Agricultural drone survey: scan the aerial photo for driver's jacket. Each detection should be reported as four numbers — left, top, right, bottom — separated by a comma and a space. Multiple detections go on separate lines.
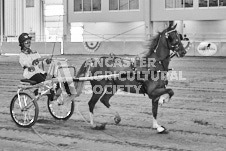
19, 52, 45, 79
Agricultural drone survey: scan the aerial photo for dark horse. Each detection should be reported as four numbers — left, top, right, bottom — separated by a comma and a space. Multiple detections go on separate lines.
75, 23, 187, 133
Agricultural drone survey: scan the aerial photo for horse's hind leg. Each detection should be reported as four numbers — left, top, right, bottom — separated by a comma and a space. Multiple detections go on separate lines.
99, 87, 121, 125
88, 91, 105, 128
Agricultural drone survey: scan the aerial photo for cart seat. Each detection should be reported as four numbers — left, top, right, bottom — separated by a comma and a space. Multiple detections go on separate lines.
20, 79, 38, 85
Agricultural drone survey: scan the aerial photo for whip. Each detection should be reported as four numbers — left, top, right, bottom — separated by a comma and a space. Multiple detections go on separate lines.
50, 42, 56, 60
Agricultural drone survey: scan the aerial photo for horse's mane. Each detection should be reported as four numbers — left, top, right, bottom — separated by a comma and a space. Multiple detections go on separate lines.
138, 32, 161, 58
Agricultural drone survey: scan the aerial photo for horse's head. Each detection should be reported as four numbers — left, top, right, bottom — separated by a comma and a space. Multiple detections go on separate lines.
142, 23, 187, 71
162, 23, 187, 58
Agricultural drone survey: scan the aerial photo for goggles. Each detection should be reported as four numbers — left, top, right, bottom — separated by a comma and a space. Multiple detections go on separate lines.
24, 40, 31, 44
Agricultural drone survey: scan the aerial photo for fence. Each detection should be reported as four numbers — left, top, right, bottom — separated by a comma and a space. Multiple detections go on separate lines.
1, 40, 226, 57
2, 33, 226, 42
0, 42, 61, 55
1, 33, 226, 56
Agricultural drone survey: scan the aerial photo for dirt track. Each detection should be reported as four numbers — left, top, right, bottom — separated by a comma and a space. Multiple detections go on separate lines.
0, 54, 226, 151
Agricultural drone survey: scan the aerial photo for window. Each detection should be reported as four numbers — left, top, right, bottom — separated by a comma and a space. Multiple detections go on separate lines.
93, 0, 101, 11
199, 0, 226, 7
83, 0, 91, 11
129, 0, 139, 9
166, 0, 175, 8
209, 0, 218, 7
185, 0, 193, 7
165, 0, 193, 8
109, 0, 139, 10
74, 0, 82, 11
26, 0, 34, 7
120, 0, 128, 10
110, 0, 118, 10
199, 0, 208, 7
74, 0, 101, 12
175, 0, 183, 8
220, 0, 226, 6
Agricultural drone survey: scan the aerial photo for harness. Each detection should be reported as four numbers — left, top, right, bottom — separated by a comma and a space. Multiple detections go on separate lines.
101, 29, 181, 95
152, 29, 181, 71
110, 29, 179, 73
128, 29, 180, 94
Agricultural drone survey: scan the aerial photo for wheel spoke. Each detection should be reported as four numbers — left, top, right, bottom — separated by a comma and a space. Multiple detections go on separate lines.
47, 95, 74, 120
10, 93, 38, 128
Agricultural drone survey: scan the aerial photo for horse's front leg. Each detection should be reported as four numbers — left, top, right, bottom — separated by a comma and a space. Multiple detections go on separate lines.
151, 97, 162, 130
151, 88, 174, 105
148, 88, 174, 133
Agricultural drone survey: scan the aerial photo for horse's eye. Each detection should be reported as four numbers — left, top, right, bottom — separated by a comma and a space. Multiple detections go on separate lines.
168, 35, 174, 41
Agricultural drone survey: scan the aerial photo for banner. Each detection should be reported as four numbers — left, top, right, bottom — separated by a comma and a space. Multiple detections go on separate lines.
197, 42, 217, 56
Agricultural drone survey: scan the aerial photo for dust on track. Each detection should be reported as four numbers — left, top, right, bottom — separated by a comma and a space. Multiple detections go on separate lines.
0, 55, 226, 151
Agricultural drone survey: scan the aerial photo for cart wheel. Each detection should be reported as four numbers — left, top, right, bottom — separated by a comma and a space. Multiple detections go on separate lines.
47, 94, 74, 120
10, 92, 39, 128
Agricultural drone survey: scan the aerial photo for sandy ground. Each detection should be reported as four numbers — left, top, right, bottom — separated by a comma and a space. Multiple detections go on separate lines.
0, 54, 226, 151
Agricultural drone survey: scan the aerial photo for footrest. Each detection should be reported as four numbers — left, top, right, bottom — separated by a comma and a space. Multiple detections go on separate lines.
20, 79, 38, 85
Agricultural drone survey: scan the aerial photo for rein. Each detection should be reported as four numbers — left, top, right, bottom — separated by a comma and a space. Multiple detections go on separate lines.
151, 30, 179, 71
111, 29, 180, 72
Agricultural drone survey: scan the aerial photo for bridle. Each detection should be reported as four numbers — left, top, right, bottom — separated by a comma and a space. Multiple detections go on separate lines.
165, 29, 181, 58
152, 29, 182, 71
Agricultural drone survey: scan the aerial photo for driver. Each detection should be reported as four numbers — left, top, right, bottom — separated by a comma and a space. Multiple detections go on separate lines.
18, 33, 52, 83
18, 33, 53, 96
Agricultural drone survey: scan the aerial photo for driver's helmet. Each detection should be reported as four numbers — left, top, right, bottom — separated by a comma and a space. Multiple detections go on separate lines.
18, 33, 32, 46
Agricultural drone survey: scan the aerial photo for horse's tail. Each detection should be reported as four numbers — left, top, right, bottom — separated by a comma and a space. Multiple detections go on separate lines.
74, 59, 92, 96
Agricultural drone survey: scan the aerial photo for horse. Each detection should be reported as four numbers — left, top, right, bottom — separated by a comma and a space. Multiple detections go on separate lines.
75, 23, 187, 133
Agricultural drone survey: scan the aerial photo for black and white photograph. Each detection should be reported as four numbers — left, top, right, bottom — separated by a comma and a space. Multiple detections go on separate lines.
0, 0, 226, 151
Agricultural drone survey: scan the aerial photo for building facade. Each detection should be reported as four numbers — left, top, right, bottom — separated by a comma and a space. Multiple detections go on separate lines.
1, 0, 226, 42
0, 0, 63, 54
151, 0, 226, 41
0, 0, 64, 42
65, 0, 150, 42
1, 0, 226, 56
66, 0, 226, 42
0, 0, 44, 42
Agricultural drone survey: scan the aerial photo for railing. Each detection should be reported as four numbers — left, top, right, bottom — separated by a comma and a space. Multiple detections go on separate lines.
2, 33, 226, 42
185, 33, 226, 42
0, 35, 63, 42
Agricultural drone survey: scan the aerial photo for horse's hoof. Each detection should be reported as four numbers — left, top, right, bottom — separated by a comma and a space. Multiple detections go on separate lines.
114, 116, 121, 125
157, 126, 168, 134
91, 123, 106, 130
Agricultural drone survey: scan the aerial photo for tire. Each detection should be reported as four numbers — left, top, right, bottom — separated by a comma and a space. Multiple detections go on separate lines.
47, 94, 74, 120
10, 92, 39, 128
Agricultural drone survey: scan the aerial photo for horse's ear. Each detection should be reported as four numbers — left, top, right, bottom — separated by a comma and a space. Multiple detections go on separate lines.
172, 23, 177, 30
169, 21, 174, 28
169, 22, 177, 30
